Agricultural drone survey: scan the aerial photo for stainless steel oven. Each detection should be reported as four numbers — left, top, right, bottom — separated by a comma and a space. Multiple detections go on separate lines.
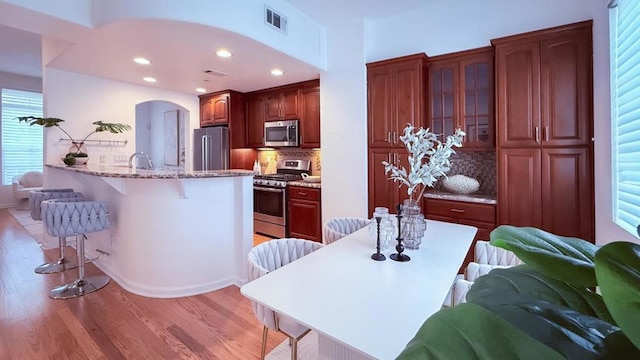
253, 159, 310, 238
254, 185, 287, 238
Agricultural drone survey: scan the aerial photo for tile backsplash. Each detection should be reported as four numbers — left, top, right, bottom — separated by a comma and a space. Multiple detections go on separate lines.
433, 150, 497, 196
257, 148, 321, 175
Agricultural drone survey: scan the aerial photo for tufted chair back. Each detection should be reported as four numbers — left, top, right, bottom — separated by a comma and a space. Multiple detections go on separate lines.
248, 238, 323, 333
41, 200, 111, 237
29, 189, 79, 221
474, 240, 522, 266
323, 217, 370, 245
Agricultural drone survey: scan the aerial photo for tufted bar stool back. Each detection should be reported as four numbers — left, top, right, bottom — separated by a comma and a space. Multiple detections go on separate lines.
248, 238, 324, 360
29, 188, 76, 221
29, 189, 83, 274
41, 199, 111, 299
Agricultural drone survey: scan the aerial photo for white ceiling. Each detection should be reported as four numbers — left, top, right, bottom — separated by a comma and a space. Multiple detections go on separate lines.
0, 0, 432, 95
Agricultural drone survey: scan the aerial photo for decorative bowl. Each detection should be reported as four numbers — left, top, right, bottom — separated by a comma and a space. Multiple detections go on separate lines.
443, 174, 480, 195
74, 156, 89, 165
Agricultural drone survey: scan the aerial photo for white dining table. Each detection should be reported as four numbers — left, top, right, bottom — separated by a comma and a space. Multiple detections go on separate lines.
241, 219, 477, 360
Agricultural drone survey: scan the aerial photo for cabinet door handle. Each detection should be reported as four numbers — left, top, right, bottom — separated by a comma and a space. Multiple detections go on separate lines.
450, 209, 465, 213
535, 126, 540, 143
387, 132, 391, 143
388, 153, 392, 163
298, 192, 307, 196
393, 131, 398, 144
544, 126, 549, 142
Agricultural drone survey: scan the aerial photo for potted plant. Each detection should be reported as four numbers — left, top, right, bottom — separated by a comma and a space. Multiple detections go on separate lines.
382, 124, 465, 249
396, 225, 640, 359
17, 116, 131, 165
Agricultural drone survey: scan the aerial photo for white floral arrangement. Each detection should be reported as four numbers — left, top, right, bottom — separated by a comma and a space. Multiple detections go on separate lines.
382, 124, 466, 202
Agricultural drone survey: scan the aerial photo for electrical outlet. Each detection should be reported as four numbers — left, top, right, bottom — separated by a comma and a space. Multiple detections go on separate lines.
100, 154, 107, 164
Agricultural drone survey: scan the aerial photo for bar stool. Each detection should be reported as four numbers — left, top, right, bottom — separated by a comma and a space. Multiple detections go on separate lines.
41, 199, 111, 299
29, 189, 84, 274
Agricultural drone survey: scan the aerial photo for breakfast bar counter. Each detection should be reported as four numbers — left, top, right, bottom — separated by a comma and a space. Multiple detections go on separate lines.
44, 164, 255, 298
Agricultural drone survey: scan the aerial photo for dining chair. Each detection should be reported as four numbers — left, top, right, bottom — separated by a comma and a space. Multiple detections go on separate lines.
247, 238, 324, 360
474, 240, 522, 266
323, 217, 370, 245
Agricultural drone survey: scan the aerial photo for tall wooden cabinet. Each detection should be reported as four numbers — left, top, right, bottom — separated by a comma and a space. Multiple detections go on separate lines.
367, 54, 428, 215
493, 21, 594, 242
427, 47, 494, 148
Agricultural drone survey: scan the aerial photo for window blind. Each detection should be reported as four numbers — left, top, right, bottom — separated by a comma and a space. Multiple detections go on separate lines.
611, 0, 640, 236
1, 89, 43, 185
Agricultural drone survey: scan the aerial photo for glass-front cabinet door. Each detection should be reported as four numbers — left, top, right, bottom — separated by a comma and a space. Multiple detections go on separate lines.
427, 47, 494, 149
461, 54, 493, 148
429, 65, 456, 143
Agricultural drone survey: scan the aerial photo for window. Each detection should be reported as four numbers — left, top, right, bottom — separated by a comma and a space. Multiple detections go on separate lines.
1, 89, 43, 185
611, 0, 640, 237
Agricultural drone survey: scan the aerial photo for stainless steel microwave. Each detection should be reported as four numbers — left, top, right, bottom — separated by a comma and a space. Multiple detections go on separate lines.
264, 120, 300, 147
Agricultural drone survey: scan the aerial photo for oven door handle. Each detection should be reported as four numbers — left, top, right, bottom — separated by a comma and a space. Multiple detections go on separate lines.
254, 186, 285, 193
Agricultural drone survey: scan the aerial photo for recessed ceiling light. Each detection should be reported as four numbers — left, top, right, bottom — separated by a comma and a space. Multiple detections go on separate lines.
196, 88, 207, 93
216, 49, 232, 58
271, 69, 284, 76
143, 77, 157, 83
133, 57, 151, 65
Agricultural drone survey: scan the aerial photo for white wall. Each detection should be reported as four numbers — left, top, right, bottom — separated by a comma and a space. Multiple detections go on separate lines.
0, 70, 42, 208
43, 68, 199, 174
135, 101, 188, 169
320, 17, 369, 223
319, 0, 639, 244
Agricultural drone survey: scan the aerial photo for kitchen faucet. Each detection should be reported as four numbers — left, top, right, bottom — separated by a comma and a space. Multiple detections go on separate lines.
128, 152, 154, 169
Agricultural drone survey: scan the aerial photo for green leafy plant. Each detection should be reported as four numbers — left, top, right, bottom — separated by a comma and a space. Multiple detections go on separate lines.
397, 225, 640, 359
17, 116, 131, 154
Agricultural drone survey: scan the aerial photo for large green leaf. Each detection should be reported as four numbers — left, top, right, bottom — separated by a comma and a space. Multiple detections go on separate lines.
468, 265, 614, 323
490, 225, 598, 286
595, 241, 640, 350
396, 303, 564, 360
468, 291, 638, 358
16, 116, 65, 127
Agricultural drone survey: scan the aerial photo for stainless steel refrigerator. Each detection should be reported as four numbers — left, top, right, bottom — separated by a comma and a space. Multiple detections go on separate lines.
193, 126, 229, 170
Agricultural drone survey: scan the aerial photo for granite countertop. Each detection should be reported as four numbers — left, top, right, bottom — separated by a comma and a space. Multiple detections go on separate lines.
46, 164, 256, 179
424, 190, 496, 205
289, 180, 321, 189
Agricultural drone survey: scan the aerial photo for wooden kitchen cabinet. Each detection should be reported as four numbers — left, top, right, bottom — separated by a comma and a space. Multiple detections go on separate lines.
246, 93, 266, 148
493, 21, 594, 243
300, 84, 320, 148
424, 198, 497, 272
367, 148, 412, 215
288, 186, 322, 242
428, 47, 494, 149
266, 88, 300, 121
199, 90, 246, 149
367, 53, 427, 214
498, 147, 594, 241
494, 23, 592, 148
367, 53, 427, 148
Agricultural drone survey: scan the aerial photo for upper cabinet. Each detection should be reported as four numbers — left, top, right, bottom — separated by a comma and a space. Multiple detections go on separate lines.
494, 23, 592, 148
427, 47, 494, 149
246, 93, 266, 148
367, 53, 428, 149
300, 84, 321, 148
199, 90, 246, 149
266, 88, 300, 121
246, 79, 320, 149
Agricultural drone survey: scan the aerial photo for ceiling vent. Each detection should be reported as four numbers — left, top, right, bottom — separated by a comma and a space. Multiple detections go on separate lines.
265, 5, 288, 34
203, 69, 226, 77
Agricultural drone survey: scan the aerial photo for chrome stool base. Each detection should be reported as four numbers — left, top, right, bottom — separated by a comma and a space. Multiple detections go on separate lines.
49, 275, 110, 300
35, 257, 78, 274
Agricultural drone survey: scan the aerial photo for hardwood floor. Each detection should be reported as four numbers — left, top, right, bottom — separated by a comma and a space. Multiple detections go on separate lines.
0, 208, 285, 359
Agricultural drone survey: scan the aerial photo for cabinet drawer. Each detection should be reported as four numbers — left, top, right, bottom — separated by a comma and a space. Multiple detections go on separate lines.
425, 198, 496, 223
289, 187, 320, 201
